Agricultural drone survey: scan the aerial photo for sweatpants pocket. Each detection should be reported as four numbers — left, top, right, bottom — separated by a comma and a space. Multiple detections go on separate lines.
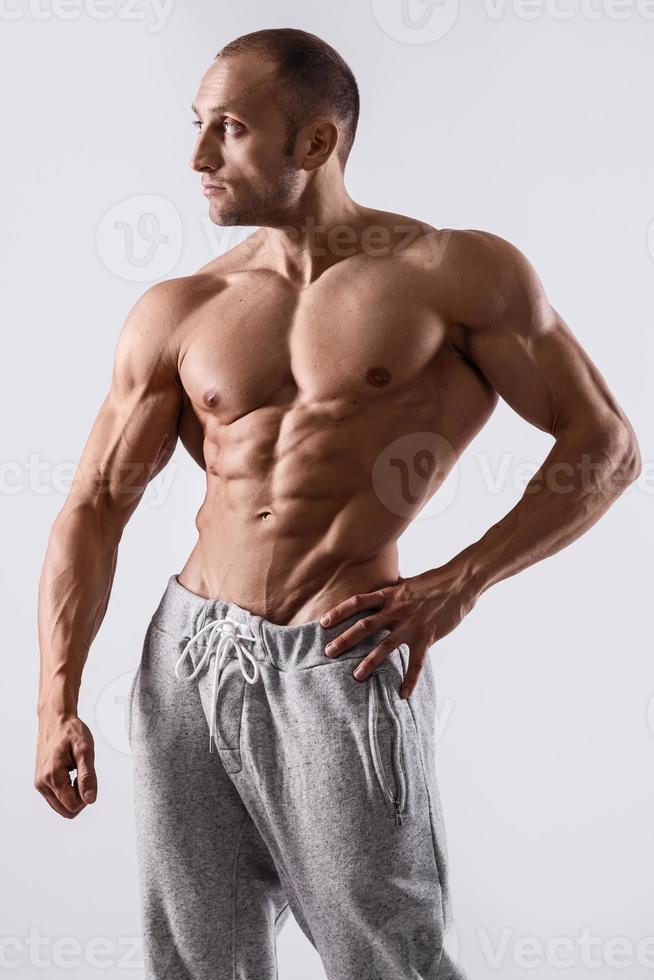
367, 669, 407, 827
214, 662, 246, 773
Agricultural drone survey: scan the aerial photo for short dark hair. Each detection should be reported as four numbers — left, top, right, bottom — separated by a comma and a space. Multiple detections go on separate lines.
216, 28, 360, 170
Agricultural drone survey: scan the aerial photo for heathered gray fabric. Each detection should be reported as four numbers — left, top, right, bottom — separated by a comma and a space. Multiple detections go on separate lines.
128, 573, 468, 980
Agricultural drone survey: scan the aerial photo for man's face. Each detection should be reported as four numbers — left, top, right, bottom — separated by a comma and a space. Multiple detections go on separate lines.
190, 53, 304, 227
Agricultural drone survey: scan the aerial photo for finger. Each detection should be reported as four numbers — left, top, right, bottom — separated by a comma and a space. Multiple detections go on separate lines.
51, 771, 87, 814
399, 648, 428, 699
73, 741, 97, 804
320, 590, 385, 628
40, 784, 80, 819
73, 773, 96, 807
324, 611, 386, 658
351, 633, 405, 682
35, 772, 84, 818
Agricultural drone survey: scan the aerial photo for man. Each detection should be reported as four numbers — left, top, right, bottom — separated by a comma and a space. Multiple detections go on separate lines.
35, 27, 641, 980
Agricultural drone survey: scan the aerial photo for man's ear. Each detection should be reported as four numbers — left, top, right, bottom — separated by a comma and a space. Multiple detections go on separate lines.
298, 119, 340, 171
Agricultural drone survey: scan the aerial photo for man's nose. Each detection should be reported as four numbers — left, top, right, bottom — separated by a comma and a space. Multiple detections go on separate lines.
190, 132, 223, 173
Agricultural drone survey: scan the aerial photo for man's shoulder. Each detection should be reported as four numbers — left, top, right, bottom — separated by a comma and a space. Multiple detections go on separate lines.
135, 270, 227, 318
114, 273, 222, 378
398, 225, 520, 284
414, 226, 531, 275
125, 230, 271, 339
412, 226, 549, 330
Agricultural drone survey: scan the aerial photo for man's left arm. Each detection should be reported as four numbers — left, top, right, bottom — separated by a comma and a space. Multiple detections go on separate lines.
441, 232, 641, 600
321, 231, 642, 696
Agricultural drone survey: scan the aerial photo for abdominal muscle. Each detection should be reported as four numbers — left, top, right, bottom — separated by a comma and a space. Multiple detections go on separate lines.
176, 398, 438, 626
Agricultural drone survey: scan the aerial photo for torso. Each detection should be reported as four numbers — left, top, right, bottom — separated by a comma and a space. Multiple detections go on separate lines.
173, 214, 499, 624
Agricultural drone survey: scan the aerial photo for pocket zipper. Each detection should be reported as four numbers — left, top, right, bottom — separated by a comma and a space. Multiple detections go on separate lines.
368, 671, 407, 827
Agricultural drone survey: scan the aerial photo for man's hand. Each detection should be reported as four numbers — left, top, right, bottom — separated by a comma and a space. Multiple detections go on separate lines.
320, 565, 477, 698
35, 713, 98, 818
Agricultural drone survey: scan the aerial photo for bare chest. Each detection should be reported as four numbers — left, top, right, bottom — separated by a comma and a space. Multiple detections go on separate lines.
178, 270, 446, 424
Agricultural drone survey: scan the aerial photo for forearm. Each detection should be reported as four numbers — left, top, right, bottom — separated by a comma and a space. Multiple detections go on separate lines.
37, 500, 122, 717
440, 422, 641, 605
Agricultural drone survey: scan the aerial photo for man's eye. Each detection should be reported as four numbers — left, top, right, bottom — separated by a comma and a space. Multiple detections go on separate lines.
191, 119, 241, 135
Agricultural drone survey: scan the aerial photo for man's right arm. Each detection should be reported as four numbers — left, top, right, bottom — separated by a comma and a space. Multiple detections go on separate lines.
35, 280, 185, 818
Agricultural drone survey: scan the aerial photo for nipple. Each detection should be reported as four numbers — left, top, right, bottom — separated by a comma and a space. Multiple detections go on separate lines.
365, 366, 391, 387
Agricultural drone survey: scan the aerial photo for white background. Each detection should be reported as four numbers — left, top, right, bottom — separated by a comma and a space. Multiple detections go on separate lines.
2, 1, 652, 977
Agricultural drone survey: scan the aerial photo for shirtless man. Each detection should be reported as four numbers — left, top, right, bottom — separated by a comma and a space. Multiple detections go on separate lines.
35, 27, 641, 980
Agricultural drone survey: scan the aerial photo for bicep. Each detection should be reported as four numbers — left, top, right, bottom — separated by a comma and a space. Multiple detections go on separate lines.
463, 307, 614, 437
70, 284, 183, 526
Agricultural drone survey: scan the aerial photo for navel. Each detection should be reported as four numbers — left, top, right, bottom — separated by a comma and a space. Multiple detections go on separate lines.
365, 366, 392, 387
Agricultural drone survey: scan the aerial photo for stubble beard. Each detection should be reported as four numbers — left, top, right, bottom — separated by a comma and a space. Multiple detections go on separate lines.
208, 161, 302, 228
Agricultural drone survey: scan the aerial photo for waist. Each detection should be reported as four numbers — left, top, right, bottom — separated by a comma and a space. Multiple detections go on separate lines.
151, 572, 398, 671
177, 541, 399, 626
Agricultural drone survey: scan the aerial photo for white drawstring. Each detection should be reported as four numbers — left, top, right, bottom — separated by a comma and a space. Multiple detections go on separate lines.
173, 616, 259, 754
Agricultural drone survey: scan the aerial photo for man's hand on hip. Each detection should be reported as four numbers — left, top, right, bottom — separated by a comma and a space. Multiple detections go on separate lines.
319, 565, 478, 698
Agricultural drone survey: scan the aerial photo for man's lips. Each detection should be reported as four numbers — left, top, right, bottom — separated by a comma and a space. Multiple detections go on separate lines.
202, 183, 227, 195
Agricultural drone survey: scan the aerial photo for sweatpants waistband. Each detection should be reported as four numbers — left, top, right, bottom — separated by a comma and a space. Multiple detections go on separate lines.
151, 573, 394, 671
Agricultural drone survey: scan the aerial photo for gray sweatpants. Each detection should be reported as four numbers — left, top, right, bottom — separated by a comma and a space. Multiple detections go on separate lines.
128, 573, 468, 980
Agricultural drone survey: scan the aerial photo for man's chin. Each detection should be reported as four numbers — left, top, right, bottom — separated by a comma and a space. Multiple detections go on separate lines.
207, 206, 244, 226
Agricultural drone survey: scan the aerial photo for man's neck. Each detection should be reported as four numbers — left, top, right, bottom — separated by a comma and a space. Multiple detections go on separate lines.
258, 192, 369, 286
